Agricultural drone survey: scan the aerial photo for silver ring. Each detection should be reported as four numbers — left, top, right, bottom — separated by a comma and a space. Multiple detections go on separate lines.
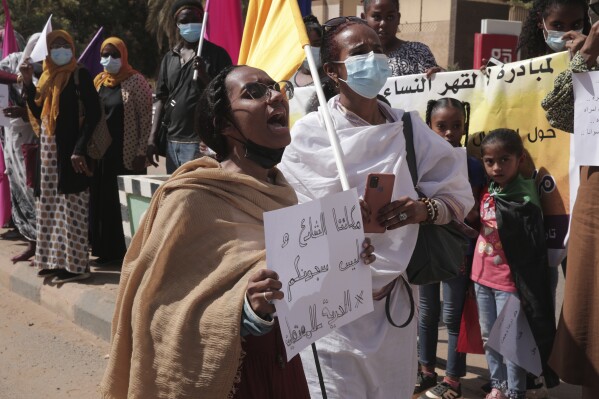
263, 291, 270, 302
398, 212, 408, 222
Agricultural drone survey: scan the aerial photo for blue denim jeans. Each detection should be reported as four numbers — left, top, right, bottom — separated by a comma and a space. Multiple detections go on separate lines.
475, 283, 527, 395
166, 141, 200, 174
418, 274, 468, 378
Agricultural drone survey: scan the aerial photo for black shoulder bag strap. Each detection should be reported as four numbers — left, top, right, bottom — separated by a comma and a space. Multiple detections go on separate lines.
384, 111, 416, 329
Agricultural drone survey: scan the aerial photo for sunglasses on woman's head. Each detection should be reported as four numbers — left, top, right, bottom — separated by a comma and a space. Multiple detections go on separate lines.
239, 80, 294, 102
323, 16, 367, 32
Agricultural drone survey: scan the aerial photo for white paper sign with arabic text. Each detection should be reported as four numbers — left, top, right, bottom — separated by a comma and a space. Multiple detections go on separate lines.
573, 70, 599, 166
487, 295, 542, 376
264, 189, 373, 360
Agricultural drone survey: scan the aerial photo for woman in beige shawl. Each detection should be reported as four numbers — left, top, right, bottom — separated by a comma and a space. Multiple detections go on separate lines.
101, 65, 375, 398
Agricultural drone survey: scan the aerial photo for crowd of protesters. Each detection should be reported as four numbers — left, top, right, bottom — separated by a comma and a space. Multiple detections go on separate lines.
0, 0, 598, 398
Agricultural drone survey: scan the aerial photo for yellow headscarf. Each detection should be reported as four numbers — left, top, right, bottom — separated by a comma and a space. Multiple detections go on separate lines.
34, 30, 78, 136
93, 37, 138, 90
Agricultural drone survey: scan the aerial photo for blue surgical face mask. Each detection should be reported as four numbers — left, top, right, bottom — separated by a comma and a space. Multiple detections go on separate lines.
178, 23, 202, 43
334, 51, 390, 99
50, 48, 73, 67
543, 21, 582, 52
101, 56, 122, 74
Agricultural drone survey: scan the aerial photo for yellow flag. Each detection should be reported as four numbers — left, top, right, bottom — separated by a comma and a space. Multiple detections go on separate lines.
238, 0, 310, 82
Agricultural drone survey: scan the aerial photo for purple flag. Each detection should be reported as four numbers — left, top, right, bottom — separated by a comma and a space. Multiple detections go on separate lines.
78, 27, 105, 77
297, 0, 311, 17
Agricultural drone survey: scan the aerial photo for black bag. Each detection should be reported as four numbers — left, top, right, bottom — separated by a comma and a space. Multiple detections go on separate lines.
401, 111, 469, 286
155, 99, 174, 157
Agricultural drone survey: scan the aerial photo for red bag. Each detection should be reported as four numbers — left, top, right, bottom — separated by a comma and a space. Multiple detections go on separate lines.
21, 143, 38, 189
456, 287, 485, 354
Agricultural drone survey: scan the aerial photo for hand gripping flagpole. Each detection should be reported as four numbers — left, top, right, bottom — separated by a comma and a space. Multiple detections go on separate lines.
303, 44, 350, 191
192, 10, 209, 82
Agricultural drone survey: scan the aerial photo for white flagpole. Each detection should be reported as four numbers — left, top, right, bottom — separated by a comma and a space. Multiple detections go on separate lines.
193, 11, 210, 81
303, 44, 350, 191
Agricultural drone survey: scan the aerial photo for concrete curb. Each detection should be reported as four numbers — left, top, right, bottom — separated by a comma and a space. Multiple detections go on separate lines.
0, 236, 117, 342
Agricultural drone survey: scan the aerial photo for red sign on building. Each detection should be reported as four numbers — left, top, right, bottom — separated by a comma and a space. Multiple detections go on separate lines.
473, 33, 520, 69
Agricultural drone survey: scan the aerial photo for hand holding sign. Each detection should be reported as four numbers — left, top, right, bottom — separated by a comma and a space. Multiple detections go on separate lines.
264, 189, 375, 360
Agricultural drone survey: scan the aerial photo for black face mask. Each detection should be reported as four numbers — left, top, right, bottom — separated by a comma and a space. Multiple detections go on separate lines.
243, 139, 285, 169
226, 118, 286, 169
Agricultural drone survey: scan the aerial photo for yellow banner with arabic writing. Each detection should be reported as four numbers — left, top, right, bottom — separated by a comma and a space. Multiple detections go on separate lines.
289, 52, 570, 261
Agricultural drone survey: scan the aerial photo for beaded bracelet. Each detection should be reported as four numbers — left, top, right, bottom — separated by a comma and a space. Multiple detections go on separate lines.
418, 197, 439, 224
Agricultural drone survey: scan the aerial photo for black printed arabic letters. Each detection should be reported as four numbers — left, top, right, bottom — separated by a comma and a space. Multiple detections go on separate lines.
541, 128, 556, 141
416, 77, 425, 93
517, 65, 526, 76
438, 73, 477, 95
540, 58, 553, 74
529, 60, 540, 75
528, 127, 538, 143
497, 67, 505, 80
505, 69, 515, 83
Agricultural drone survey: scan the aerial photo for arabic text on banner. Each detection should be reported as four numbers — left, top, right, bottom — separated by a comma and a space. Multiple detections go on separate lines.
264, 189, 374, 360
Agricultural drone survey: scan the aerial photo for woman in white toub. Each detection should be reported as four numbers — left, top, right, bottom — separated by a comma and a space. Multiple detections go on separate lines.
279, 17, 474, 399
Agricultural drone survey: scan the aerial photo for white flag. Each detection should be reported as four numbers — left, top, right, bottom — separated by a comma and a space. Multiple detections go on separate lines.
29, 15, 53, 63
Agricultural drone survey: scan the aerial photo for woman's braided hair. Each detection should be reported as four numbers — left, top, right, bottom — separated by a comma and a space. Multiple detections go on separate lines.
517, 0, 589, 59
195, 65, 241, 160
425, 98, 471, 146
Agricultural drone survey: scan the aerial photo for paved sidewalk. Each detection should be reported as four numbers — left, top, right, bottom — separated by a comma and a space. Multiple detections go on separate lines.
0, 230, 581, 398
0, 234, 118, 342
